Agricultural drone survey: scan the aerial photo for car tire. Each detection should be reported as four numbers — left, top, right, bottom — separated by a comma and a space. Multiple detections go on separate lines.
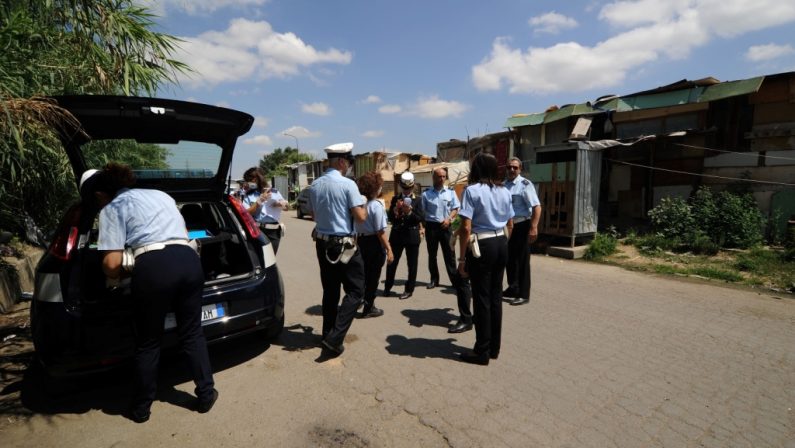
263, 313, 284, 341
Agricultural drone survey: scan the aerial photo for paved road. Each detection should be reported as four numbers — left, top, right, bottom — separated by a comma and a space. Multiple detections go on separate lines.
2, 215, 794, 447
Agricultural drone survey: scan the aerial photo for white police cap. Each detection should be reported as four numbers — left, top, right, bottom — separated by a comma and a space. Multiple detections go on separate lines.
399, 171, 415, 188
79, 169, 100, 193
324, 142, 354, 158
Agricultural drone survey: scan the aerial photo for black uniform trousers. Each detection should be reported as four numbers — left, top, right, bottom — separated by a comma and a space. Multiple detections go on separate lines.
357, 234, 386, 310
384, 228, 420, 294
505, 219, 532, 300
130, 245, 214, 414
261, 226, 282, 254
466, 235, 508, 357
424, 221, 457, 285
425, 221, 472, 320
315, 239, 365, 347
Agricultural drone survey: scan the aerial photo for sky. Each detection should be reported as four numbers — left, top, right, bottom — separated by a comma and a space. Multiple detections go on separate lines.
142, 0, 795, 179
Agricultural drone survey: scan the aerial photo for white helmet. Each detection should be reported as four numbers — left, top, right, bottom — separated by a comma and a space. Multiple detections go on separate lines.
399, 172, 415, 188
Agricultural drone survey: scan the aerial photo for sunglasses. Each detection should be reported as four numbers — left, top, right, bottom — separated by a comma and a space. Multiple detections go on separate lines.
508, 166, 521, 170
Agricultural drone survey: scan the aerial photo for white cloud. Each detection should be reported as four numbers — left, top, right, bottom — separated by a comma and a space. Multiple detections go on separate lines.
280, 126, 321, 139
174, 18, 352, 87
216, 101, 232, 108
473, 0, 795, 94
253, 116, 269, 128
746, 43, 795, 61
302, 102, 331, 116
137, 0, 269, 16
243, 135, 273, 147
361, 130, 384, 138
529, 12, 578, 34
379, 104, 402, 114
361, 95, 382, 104
408, 96, 469, 119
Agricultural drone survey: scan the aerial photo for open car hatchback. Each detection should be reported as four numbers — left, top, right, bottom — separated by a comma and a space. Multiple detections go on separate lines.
31, 96, 285, 377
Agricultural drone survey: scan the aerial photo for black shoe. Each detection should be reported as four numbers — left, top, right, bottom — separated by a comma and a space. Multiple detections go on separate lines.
426, 280, 438, 289
398, 291, 413, 300
359, 306, 384, 318
127, 407, 151, 423
382, 289, 393, 297
511, 298, 530, 306
321, 339, 345, 356
502, 288, 519, 298
197, 388, 219, 414
459, 351, 489, 365
490, 352, 499, 360
448, 320, 473, 333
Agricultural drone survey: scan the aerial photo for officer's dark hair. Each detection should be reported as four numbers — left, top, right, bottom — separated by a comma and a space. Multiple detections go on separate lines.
357, 171, 383, 200
81, 162, 136, 201
468, 152, 501, 188
243, 167, 268, 189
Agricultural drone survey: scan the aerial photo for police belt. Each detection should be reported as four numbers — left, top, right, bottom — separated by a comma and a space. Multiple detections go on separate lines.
315, 233, 354, 242
512, 215, 530, 224
357, 232, 378, 237
132, 239, 191, 258
473, 229, 505, 240
260, 222, 281, 230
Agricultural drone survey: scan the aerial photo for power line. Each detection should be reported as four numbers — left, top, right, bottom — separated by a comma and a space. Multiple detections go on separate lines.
675, 143, 795, 162
604, 158, 795, 186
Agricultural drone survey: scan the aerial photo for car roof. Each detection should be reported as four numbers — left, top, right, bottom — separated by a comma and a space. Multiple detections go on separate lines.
53, 95, 254, 201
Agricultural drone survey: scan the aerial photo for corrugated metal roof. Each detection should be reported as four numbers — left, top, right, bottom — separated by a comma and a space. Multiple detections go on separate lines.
698, 76, 764, 103
505, 75, 767, 128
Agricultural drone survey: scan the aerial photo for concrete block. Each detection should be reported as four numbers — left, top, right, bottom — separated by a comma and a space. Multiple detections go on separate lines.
547, 245, 588, 260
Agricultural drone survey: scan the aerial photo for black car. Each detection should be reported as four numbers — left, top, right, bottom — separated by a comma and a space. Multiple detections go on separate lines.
31, 95, 284, 377
296, 186, 312, 219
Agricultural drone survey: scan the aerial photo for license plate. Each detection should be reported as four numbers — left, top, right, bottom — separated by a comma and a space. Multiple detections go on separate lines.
164, 303, 226, 330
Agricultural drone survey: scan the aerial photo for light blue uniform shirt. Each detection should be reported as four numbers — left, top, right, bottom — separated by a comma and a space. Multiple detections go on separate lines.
242, 188, 286, 223
504, 175, 540, 218
97, 188, 187, 250
421, 187, 460, 223
309, 169, 365, 236
458, 183, 514, 234
355, 199, 387, 235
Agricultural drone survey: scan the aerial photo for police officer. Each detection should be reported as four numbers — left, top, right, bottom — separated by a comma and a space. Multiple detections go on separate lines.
503, 157, 542, 306
81, 163, 217, 422
421, 167, 473, 333
384, 172, 424, 300
355, 171, 393, 318
308, 143, 367, 358
242, 167, 289, 254
457, 153, 514, 365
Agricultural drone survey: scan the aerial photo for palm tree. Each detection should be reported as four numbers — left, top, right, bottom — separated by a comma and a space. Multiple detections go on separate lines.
0, 0, 188, 237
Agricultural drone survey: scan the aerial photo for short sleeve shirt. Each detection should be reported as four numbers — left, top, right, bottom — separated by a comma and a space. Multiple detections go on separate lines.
458, 183, 514, 234
97, 188, 188, 250
309, 169, 366, 236
243, 188, 286, 223
355, 199, 387, 235
504, 175, 540, 218
421, 187, 460, 223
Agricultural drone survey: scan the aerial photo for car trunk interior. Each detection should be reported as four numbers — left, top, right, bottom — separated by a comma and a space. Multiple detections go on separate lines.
73, 201, 256, 304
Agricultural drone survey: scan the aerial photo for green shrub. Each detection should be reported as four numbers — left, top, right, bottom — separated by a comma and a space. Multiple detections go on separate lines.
715, 192, 764, 248
686, 231, 719, 255
648, 197, 694, 239
633, 233, 676, 256
584, 229, 618, 260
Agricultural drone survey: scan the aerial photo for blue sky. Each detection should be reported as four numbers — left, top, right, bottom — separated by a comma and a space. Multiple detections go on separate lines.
143, 0, 795, 178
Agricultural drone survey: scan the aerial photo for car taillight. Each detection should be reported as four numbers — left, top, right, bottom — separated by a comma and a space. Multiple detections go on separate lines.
228, 195, 261, 239
49, 204, 81, 261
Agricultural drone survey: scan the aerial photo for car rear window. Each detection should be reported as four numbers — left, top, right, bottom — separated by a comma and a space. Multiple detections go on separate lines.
82, 139, 221, 179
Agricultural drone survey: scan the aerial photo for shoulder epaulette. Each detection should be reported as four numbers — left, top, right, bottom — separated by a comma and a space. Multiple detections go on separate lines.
522, 179, 530, 186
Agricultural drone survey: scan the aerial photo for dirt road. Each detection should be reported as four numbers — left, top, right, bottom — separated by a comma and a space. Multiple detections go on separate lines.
1, 215, 793, 447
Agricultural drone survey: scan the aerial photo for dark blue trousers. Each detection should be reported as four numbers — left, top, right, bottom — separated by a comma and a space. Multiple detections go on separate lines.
130, 245, 214, 413
357, 235, 386, 309
315, 240, 365, 346
467, 235, 508, 357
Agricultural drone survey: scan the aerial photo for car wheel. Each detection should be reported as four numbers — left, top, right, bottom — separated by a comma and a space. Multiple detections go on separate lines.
263, 313, 284, 341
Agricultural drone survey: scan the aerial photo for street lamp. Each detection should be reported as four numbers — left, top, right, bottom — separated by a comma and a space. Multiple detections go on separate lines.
283, 132, 299, 150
